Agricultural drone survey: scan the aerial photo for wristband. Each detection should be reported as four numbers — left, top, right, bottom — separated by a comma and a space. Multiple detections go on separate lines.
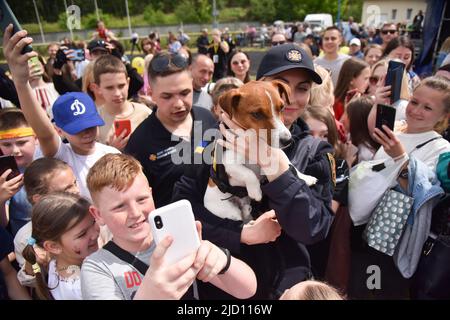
393, 153, 408, 162
218, 247, 231, 275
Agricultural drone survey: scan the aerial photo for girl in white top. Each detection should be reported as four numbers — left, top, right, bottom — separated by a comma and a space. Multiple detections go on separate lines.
22, 193, 99, 300
349, 76, 450, 225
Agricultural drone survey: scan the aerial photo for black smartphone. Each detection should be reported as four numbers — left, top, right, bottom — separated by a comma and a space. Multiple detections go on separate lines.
385, 60, 405, 104
0, 155, 20, 181
0, 0, 33, 54
376, 104, 396, 134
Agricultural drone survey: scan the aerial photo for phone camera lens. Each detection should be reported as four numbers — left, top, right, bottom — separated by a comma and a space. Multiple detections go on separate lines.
154, 216, 163, 229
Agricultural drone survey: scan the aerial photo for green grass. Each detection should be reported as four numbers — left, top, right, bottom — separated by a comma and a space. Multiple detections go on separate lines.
23, 22, 61, 34
220, 7, 248, 22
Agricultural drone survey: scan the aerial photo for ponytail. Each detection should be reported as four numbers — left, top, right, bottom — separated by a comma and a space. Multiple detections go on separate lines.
22, 240, 53, 300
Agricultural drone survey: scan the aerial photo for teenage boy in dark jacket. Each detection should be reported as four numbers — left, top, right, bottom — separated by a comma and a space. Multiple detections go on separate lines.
173, 44, 335, 299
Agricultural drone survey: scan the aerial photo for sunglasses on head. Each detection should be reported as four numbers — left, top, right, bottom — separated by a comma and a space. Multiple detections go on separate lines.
90, 40, 106, 48
272, 41, 286, 46
369, 76, 380, 85
381, 30, 397, 35
150, 53, 188, 73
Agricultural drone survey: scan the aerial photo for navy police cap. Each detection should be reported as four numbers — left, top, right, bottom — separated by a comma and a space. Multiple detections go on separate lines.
256, 43, 322, 84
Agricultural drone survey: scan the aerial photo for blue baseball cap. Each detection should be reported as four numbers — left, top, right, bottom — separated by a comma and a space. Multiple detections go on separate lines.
52, 92, 105, 135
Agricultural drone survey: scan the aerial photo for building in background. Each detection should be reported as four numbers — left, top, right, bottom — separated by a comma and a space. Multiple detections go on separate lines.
362, 0, 427, 27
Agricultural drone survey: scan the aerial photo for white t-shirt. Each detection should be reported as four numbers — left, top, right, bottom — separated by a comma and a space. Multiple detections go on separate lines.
357, 143, 376, 163
76, 60, 90, 79
315, 54, 350, 88
48, 259, 82, 300
54, 139, 120, 200
349, 130, 450, 225
374, 131, 450, 170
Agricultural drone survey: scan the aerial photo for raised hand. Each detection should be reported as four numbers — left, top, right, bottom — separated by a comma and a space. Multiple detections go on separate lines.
2, 25, 37, 83
372, 125, 406, 160
0, 170, 23, 204
135, 235, 199, 300
107, 129, 130, 151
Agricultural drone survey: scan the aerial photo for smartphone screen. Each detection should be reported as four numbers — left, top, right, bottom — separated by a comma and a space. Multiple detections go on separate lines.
28, 56, 43, 76
385, 60, 405, 104
114, 119, 131, 138
64, 49, 85, 61
0, 155, 20, 181
0, 1, 33, 54
375, 104, 396, 134
74, 49, 85, 61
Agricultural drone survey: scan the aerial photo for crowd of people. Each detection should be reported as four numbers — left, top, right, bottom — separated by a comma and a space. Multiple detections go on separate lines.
0, 13, 449, 301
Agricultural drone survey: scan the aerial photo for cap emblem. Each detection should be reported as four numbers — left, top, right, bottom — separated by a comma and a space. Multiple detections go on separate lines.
286, 49, 302, 62
71, 99, 86, 116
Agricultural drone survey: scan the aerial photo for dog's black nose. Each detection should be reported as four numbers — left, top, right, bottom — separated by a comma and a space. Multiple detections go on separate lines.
280, 137, 293, 149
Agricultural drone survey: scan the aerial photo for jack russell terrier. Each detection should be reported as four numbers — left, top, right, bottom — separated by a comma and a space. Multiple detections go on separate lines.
204, 80, 318, 223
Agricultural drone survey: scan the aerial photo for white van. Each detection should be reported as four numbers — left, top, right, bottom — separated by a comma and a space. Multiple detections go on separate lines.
304, 14, 333, 31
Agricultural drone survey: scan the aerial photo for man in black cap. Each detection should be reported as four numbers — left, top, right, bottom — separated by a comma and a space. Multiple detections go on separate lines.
87, 39, 110, 59
172, 43, 335, 299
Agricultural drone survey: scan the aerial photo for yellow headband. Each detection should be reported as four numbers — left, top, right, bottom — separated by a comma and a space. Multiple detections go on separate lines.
0, 127, 35, 140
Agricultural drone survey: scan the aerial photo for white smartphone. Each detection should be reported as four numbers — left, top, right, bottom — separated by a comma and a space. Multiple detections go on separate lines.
149, 200, 201, 265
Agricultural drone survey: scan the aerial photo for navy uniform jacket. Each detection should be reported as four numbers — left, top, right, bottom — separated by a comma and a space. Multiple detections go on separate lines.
125, 106, 217, 208
172, 118, 335, 299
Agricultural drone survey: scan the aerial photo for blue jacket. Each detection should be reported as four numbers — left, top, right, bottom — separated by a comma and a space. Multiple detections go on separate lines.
394, 156, 444, 278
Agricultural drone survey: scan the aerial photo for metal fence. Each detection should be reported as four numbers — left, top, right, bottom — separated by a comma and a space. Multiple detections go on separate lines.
26, 22, 262, 44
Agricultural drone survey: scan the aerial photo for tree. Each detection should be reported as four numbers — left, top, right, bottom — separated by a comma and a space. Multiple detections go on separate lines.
143, 5, 167, 26
248, 0, 276, 22
174, 0, 211, 24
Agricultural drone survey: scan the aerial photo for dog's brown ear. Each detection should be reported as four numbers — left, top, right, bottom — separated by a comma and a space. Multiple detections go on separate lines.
270, 80, 291, 106
218, 89, 241, 118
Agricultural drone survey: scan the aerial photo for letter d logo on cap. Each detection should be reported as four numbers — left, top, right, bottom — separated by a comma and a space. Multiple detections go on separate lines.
71, 99, 86, 116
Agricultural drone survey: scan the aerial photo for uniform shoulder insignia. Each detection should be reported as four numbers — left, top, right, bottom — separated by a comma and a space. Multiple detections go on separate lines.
326, 153, 336, 187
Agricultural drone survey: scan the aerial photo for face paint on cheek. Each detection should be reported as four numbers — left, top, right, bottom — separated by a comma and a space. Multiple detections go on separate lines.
73, 244, 83, 255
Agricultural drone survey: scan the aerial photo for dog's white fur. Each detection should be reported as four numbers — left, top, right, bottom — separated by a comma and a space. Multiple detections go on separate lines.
204, 86, 318, 222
